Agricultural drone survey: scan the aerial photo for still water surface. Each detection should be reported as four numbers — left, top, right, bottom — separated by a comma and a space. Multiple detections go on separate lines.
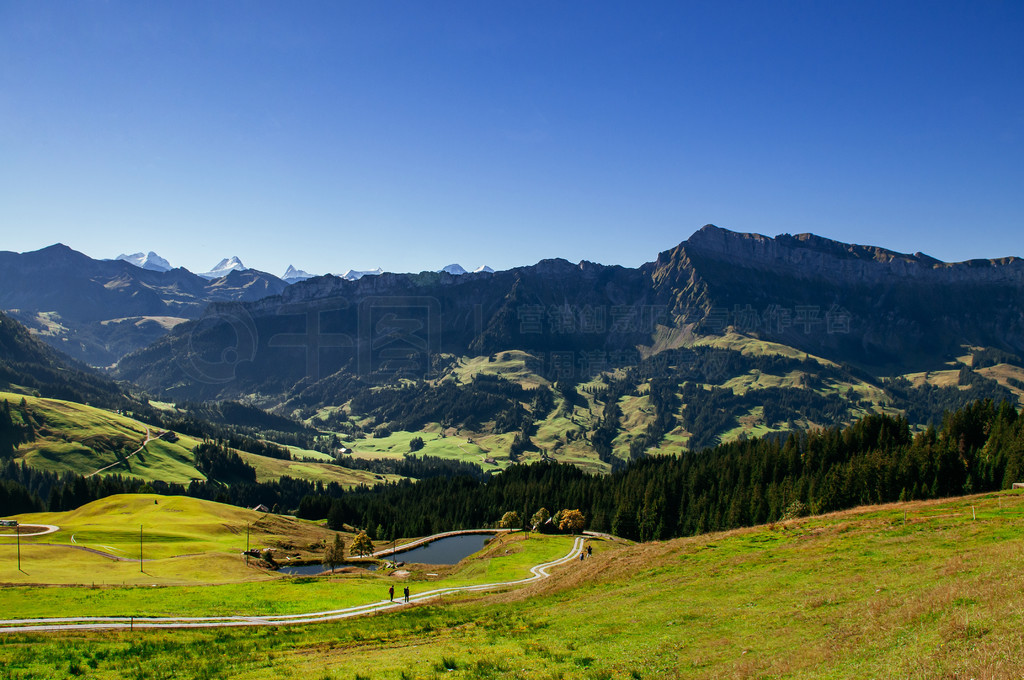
278, 562, 379, 575
276, 533, 495, 575
388, 533, 493, 565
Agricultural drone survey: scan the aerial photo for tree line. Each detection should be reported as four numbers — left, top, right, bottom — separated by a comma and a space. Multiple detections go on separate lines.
5, 398, 1024, 548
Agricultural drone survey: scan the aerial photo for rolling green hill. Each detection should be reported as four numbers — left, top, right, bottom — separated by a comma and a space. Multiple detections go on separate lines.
0, 493, 348, 585
1, 391, 394, 489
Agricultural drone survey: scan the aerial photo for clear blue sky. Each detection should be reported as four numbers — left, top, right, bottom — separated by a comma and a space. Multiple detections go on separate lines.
1, 1, 1022, 276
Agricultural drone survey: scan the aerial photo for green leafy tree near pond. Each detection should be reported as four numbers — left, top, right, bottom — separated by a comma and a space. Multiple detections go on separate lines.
558, 509, 585, 534
498, 510, 521, 529
322, 534, 345, 572
350, 530, 374, 557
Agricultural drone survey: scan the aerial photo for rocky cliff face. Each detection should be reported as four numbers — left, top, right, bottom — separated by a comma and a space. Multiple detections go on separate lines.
684, 224, 1024, 287
671, 225, 1024, 369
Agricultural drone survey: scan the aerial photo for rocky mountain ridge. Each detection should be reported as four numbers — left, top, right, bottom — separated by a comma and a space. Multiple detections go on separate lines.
683, 224, 1024, 286
114, 225, 1024, 404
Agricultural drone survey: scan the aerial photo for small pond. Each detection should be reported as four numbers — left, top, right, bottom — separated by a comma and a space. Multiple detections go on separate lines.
278, 562, 379, 576
387, 533, 493, 565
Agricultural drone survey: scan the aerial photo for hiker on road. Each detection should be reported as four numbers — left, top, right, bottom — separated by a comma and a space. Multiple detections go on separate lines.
389, 585, 394, 602
404, 586, 410, 603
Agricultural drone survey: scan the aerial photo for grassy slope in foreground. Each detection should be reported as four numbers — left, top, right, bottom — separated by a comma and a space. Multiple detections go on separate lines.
3, 492, 1024, 679
0, 493, 575, 614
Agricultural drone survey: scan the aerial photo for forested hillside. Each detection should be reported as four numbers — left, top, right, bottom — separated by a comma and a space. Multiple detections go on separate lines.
304, 399, 1024, 540
0, 311, 136, 411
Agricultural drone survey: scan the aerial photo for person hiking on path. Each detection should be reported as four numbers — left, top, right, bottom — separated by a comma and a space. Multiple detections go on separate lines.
586, 545, 592, 558
403, 586, 410, 603
580, 551, 585, 562
389, 585, 394, 602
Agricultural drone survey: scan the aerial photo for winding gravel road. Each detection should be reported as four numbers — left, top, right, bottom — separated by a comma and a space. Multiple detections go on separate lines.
0, 536, 584, 633
86, 428, 156, 478
0, 524, 59, 538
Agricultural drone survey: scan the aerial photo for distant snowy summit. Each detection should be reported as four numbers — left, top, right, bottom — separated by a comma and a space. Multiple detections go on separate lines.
439, 264, 494, 275
115, 251, 172, 272
342, 267, 384, 281
282, 265, 315, 284
114, 253, 495, 281
199, 256, 247, 279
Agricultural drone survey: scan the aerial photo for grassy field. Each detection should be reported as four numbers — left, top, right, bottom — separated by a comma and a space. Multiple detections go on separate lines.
903, 363, 1024, 402
3, 491, 1024, 678
0, 520, 575, 620
0, 494, 348, 586
0, 493, 576, 609
350, 430, 505, 472
237, 449, 395, 487
451, 351, 551, 389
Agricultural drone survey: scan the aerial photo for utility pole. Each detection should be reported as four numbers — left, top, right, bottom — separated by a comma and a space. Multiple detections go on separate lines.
16, 523, 21, 572
139, 525, 143, 572
245, 523, 250, 566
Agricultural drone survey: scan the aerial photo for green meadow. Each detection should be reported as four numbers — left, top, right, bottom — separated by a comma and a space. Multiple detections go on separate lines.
0, 494, 575, 615
0, 494, 339, 586
3, 491, 1024, 678
4, 391, 205, 484
350, 429, 505, 472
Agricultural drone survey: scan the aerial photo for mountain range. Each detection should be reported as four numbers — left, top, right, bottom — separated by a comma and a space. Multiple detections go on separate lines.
4, 225, 1024, 461
116, 224, 1024, 390
102, 226, 1023, 460
283, 265, 314, 284
0, 244, 288, 366
113, 250, 496, 284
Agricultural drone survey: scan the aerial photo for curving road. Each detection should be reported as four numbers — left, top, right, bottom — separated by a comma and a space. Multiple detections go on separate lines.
0, 536, 584, 633
0, 524, 59, 538
86, 428, 156, 478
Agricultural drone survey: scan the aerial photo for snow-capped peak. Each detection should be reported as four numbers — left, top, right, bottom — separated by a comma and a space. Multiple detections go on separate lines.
437, 264, 495, 275
116, 251, 172, 272
282, 265, 315, 283
342, 267, 384, 281
199, 256, 247, 279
